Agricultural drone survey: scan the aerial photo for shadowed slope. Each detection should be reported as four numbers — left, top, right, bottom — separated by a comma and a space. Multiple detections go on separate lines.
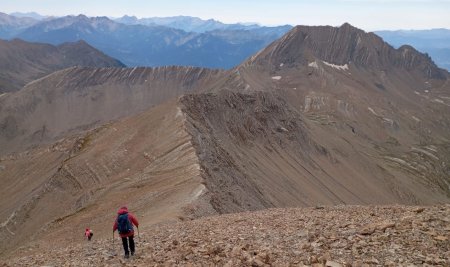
180, 90, 449, 214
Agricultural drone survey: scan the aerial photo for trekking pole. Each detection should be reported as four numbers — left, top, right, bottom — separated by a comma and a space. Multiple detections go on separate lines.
112, 231, 115, 245
138, 227, 140, 242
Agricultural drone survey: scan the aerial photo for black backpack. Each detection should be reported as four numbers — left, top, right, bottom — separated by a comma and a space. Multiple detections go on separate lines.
117, 213, 133, 234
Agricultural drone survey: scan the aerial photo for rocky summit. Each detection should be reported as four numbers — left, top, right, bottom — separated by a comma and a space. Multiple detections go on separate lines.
2, 205, 449, 266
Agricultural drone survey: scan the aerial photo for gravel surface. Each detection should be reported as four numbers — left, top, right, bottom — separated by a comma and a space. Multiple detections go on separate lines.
3, 205, 449, 266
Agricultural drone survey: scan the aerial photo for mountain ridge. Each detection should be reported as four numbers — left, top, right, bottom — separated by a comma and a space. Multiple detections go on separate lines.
0, 65, 223, 155
114, 15, 264, 33
0, 38, 125, 93
245, 23, 446, 80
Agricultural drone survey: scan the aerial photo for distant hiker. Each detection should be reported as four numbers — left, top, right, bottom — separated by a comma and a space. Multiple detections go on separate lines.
113, 206, 139, 258
85, 228, 93, 241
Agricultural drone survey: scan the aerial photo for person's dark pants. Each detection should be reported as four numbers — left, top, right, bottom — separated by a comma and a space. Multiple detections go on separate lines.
121, 235, 135, 256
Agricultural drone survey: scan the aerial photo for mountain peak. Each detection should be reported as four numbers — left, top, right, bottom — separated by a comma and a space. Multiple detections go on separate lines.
247, 23, 446, 79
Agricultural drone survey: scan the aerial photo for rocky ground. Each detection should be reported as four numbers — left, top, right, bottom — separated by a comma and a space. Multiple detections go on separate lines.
2, 205, 449, 266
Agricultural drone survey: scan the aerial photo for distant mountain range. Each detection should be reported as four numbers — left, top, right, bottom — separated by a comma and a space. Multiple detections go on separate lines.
0, 12, 39, 38
9, 12, 49, 20
114, 15, 262, 33
376, 29, 450, 71
0, 12, 291, 69
1, 12, 449, 70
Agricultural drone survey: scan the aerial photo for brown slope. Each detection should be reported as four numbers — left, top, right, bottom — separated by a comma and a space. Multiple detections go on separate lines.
0, 66, 223, 156
0, 39, 125, 93
0, 99, 214, 256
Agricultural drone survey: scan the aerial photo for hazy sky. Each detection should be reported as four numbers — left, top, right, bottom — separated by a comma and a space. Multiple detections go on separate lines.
2, 0, 450, 30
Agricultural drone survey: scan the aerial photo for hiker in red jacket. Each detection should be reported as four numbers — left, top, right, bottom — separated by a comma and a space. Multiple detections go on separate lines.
113, 206, 139, 258
85, 228, 93, 241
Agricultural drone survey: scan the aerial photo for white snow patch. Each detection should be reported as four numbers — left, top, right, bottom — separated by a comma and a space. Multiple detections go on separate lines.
412, 116, 421, 122
192, 184, 206, 199
425, 90, 429, 93
383, 118, 394, 125
128, 67, 138, 77
368, 107, 379, 116
323, 61, 349, 71
433, 98, 445, 104
0, 211, 16, 228
412, 147, 439, 161
308, 61, 319, 69
176, 107, 183, 118
293, 87, 297, 90
425, 145, 438, 153
414, 91, 420, 95
304, 97, 312, 112
0, 93, 6, 98
384, 156, 418, 171
272, 76, 282, 80
280, 63, 284, 67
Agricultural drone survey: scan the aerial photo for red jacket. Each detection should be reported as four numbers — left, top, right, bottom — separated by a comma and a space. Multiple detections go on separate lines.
85, 228, 92, 237
113, 206, 139, 237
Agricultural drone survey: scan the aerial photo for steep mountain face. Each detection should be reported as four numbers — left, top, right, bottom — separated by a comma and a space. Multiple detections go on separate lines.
200, 23, 450, 209
6, 14, 291, 68
0, 39, 125, 93
0, 66, 223, 155
245, 23, 446, 79
180, 90, 449, 214
376, 29, 450, 70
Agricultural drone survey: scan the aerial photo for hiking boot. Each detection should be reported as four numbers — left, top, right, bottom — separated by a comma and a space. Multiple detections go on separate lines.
131, 251, 135, 256
124, 254, 130, 259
